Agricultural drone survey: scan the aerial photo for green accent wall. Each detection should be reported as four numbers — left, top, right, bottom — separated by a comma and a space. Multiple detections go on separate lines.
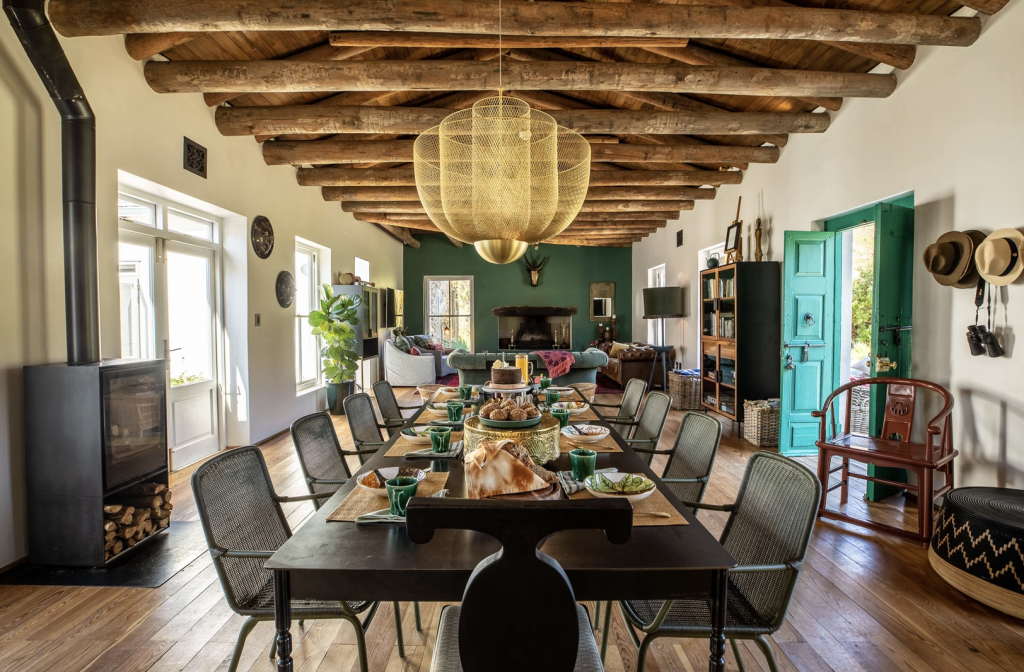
403, 236, 632, 351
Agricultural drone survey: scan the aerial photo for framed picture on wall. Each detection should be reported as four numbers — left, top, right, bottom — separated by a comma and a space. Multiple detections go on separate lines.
724, 222, 741, 252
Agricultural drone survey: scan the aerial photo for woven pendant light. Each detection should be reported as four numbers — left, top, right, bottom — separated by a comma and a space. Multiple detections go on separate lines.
413, 96, 590, 264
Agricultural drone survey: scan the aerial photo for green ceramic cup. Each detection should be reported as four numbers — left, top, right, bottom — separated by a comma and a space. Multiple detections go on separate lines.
385, 476, 419, 516
429, 426, 452, 453
458, 384, 472, 400
539, 376, 552, 390
545, 389, 560, 406
551, 408, 570, 429
570, 448, 597, 482
446, 401, 464, 422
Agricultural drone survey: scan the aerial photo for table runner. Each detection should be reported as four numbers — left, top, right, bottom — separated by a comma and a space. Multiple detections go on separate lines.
568, 488, 689, 527
327, 472, 450, 522
386, 432, 464, 456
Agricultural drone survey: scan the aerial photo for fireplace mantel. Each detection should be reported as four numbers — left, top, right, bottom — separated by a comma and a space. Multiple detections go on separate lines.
491, 306, 579, 317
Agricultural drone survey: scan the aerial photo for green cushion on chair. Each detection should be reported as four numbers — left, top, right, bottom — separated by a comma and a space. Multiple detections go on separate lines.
393, 335, 412, 353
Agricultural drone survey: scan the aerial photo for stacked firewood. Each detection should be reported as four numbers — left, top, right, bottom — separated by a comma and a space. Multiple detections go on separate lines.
103, 482, 173, 561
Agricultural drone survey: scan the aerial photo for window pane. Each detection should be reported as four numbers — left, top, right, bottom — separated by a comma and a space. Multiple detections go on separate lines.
454, 316, 472, 351
297, 316, 318, 384
429, 317, 444, 342
167, 210, 213, 241
428, 280, 449, 316
118, 241, 155, 359
118, 196, 155, 227
354, 256, 370, 282
394, 289, 404, 320
295, 248, 313, 314
452, 280, 471, 316
167, 251, 213, 385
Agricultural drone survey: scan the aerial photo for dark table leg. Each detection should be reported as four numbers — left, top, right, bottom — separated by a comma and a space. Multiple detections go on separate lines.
274, 569, 293, 672
708, 568, 727, 672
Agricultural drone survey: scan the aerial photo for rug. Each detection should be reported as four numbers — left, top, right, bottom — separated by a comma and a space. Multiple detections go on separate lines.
0, 521, 208, 588
437, 373, 459, 386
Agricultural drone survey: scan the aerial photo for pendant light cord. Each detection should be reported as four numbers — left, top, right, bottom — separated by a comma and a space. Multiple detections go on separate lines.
498, 0, 502, 94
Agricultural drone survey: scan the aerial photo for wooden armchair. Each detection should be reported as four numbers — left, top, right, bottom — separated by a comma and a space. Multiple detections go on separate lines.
812, 377, 955, 544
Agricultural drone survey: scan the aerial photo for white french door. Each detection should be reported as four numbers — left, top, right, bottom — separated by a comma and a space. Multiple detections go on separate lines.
118, 191, 223, 470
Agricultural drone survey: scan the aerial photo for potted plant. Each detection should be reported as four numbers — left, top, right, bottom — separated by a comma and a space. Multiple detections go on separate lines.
308, 284, 362, 415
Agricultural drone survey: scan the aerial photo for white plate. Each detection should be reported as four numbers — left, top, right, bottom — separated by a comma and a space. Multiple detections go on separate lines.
583, 472, 656, 503
357, 467, 426, 497
438, 386, 461, 397
426, 401, 470, 415
551, 401, 590, 415
560, 424, 610, 443
401, 428, 433, 444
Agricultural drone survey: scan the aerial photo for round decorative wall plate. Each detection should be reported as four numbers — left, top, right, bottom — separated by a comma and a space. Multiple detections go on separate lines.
251, 215, 274, 259
276, 271, 296, 308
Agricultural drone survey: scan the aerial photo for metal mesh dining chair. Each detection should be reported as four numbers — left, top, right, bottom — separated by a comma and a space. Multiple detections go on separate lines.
372, 380, 421, 437
290, 412, 378, 508
192, 446, 382, 672
407, 498, 633, 672
658, 412, 723, 507
591, 378, 646, 438
619, 392, 672, 465
601, 451, 821, 672
344, 392, 392, 458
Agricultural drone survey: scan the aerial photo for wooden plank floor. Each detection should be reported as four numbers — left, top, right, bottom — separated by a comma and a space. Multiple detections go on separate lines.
2, 387, 1023, 672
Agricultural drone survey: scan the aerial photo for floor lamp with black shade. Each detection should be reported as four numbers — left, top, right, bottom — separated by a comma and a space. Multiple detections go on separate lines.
642, 287, 686, 391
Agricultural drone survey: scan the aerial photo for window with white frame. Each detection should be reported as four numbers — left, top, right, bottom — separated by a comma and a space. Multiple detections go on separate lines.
354, 256, 370, 283
425, 276, 473, 351
648, 264, 666, 346
295, 242, 321, 389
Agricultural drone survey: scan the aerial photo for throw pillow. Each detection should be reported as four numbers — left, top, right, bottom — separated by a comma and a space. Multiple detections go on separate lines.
427, 342, 444, 351
608, 341, 629, 359
410, 346, 422, 356
393, 335, 412, 353
412, 335, 433, 349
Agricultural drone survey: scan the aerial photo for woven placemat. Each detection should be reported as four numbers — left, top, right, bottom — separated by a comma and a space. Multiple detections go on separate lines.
327, 472, 451, 522
567, 408, 602, 422
559, 434, 621, 453
386, 432, 464, 457
568, 487, 688, 526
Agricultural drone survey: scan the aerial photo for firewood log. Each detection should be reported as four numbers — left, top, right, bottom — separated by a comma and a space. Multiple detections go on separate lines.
154, 507, 170, 519
112, 539, 123, 555
119, 525, 138, 538
105, 530, 117, 541
125, 536, 136, 548
142, 520, 154, 535
162, 490, 172, 503
102, 504, 123, 514
157, 518, 170, 529
162, 501, 174, 511
106, 510, 133, 525
117, 495, 164, 509
105, 551, 111, 561
122, 482, 166, 496
103, 520, 117, 532
131, 510, 151, 525
134, 528, 144, 541
104, 538, 114, 551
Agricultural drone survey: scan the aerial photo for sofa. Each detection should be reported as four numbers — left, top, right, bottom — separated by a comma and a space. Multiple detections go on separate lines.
594, 342, 675, 388
383, 340, 436, 387
447, 349, 609, 386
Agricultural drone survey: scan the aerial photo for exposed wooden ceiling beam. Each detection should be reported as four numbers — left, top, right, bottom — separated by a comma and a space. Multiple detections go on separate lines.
340, 200, 696, 214
301, 165, 741, 188
50, 1, 982, 48
124, 32, 203, 60
262, 138, 779, 167
351, 214, 666, 233
217, 105, 829, 137
378, 211, 682, 223
329, 32, 691, 49
144, 60, 897, 99
322, 185, 715, 202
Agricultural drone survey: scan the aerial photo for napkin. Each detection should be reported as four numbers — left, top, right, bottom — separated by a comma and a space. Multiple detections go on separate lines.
557, 468, 618, 496
403, 440, 464, 460
354, 489, 449, 526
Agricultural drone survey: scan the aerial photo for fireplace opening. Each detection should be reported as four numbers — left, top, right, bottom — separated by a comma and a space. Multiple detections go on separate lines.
516, 316, 554, 350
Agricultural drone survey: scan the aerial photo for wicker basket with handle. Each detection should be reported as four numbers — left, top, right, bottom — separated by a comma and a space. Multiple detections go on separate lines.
742, 399, 780, 447
668, 371, 701, 411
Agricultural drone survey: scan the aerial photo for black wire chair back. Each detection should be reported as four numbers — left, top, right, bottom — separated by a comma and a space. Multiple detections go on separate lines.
291, 412, 353, 497
607, 378, 647, 437
661, 412, 722, 506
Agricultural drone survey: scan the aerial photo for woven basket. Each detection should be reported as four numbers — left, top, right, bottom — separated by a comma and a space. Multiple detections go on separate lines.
668, 371, 701, 411
742, 400, 780, 447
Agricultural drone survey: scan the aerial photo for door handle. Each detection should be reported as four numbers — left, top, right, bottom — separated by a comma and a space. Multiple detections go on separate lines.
785, 354, 795, 370
875, 355, 898, 372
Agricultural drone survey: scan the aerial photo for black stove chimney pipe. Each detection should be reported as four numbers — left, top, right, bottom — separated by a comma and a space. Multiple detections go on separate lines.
4, 0, 99, 364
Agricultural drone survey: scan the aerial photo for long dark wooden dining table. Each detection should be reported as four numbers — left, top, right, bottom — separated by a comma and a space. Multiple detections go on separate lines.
267, 393, 736, 672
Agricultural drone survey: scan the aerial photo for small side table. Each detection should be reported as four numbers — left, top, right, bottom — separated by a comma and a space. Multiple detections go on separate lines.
647, 345, 674, 391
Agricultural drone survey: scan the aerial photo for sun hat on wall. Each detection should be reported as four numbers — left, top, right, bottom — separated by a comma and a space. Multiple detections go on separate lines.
976, 228, 1024, 286
921, 230, 986, 288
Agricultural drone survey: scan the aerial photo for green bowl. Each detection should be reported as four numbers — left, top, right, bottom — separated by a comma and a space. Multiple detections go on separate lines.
478, 415, 543, 429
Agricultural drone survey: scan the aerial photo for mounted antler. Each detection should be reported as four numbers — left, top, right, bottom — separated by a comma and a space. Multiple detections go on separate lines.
524, 253, 549, 287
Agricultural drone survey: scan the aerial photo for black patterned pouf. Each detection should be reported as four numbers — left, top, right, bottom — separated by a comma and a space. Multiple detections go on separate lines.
929, 487, 1024, 619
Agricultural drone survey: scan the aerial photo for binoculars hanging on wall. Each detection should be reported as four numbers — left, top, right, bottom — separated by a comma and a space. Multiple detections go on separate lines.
966, 325, 1004, 358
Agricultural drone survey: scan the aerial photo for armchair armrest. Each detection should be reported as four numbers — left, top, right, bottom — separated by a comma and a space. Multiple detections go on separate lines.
277, 492, 334, 504
213, 549, 276, 559
345, 442, 387, 452
308, 477, 348, 486
629, 445, 672, 454
729, 562, 800, 574
680, 501, 735, 512
604, 417, 638, 425
590, 401, 623, 409
661, 476, 707, 484
381, 419, 407, 427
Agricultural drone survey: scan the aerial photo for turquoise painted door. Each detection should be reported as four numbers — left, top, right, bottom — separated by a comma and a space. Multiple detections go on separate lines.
866, 203, 915, 499
779, 231, 839, 455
